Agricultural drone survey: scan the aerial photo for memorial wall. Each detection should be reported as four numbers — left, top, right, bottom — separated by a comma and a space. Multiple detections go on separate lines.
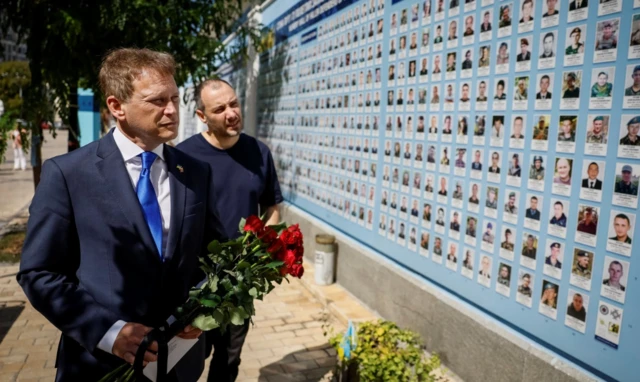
252, 1, 640, 380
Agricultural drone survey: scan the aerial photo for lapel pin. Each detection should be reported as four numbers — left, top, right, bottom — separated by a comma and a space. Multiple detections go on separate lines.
176, 165, 184, 173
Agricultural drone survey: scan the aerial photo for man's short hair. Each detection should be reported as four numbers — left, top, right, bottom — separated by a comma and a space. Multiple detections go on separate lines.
195, 78, 233, 111
99, 48, 176, 102
615, 213, 630, 225
541, 74, 550, 82
589, 162, 599, 169
554, 201, 563, 207
544, 32, 555, 41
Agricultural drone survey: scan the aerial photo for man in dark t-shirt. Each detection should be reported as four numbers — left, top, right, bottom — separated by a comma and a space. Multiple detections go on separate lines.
177, 79, 282, 382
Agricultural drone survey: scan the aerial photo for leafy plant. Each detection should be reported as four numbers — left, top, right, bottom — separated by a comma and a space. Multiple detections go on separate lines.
329, 320, 441, 382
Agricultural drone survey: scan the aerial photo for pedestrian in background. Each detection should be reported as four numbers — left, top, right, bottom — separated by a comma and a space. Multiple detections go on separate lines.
12, 123, 26, 170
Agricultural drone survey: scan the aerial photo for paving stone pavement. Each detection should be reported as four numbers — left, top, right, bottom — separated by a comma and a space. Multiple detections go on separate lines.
0, 130, 69, 229
0, 263, 347, 382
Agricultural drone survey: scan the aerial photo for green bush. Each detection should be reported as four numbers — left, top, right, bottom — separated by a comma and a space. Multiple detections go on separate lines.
329, 320, 441, 382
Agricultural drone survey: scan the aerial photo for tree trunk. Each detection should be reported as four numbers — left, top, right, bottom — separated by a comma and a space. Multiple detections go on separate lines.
31, 125, 42, 188
68, 87, 80, 152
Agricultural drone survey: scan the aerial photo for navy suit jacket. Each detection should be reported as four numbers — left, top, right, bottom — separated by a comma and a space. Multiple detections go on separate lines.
18, 132, 216, 381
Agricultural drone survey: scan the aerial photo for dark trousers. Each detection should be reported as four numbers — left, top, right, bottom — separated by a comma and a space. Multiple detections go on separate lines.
205, 320, 250, 382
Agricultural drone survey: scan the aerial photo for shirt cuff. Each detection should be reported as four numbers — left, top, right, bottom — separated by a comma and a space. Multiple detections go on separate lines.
97, 320, 126, 354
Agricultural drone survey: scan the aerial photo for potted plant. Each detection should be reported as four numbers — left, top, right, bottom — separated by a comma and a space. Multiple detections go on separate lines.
328, 320, 441, 381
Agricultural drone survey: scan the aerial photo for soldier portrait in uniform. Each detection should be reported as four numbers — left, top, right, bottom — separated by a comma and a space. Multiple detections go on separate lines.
433, 237, 443, 255
469, 183, 481, 205
517, 272, 533, 297
606, 211, 635, 257
602, 259, 626, 292
540, 281, 559, 309
576, 206, 599, 236
609, 213, 633, 245
549, 200, 568, 227
557, 116, 576, 143
485, 186, 499, 209
614, 164, 639, 196
533, 115, 549, 142
586, 115, 608, 144
566, 292, 587, 322
421, 232, 430, 250
525, 195, 541, 221
500, 228, 515, 251
571, 250, 593, 280
521, 234, 537, 260
452, 182, 464, 200
619, 116, 640, 146
482, 222, 495, 244
517, 38, 531, 62
562, 71, 581, 99
498, 4, 512, 29
624, 65, 640, 97
508, 153, 522, 178
566, 26, 585, 55
450, 211, 461, 232
545, 242, 563, 269
466, 216, 477, 238
497, 263, 512, 287
529, 155, 545, 181
595, 19, 618, 51
500, 194, 516, 221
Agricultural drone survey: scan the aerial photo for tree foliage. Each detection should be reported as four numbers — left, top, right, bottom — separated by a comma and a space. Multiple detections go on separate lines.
0, 61, 30, 115
1, 0, 263, 123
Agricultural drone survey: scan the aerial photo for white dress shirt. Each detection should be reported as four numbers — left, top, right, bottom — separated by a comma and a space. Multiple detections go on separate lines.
97, 127, 172, 355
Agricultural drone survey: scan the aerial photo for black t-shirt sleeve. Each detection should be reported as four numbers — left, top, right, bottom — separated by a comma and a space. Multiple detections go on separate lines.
260, 149, 283, 208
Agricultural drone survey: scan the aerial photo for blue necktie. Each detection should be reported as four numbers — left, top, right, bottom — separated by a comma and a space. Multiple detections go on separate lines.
137, 152, 163, 259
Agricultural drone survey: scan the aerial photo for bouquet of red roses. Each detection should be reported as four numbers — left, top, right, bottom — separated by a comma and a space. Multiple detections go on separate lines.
99, 216, 304, 382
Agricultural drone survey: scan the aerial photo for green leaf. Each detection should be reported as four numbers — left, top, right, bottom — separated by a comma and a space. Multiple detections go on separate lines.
220, 278, 233, 291
207, 240, 222, 254
237, 260, 251, 270
238, 217, 246, 232
200, 299, 217, 308
230, 306, 248, 325
265, 261, 284, 269
248, 287, 257, 298
192, 314, 219, 331
208, 275, 219, 293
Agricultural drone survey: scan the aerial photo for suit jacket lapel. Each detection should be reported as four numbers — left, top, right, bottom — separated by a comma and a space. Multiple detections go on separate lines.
95, 132, 162, 264
163, 146, 186, 263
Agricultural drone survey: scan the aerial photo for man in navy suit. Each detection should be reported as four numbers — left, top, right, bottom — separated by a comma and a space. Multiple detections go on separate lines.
18, 48, 214, 381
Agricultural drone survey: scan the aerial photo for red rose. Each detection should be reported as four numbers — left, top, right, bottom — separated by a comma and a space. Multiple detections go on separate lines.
283, 249, 298, 268
267, 238, 284, 254
244, 216, 264, 233
283, 225, 303, 247
289, 264, 304, 278
273, 248, 286, 261
279, 266, 289, 276
258, 227, 278, 244
294, 246, 304, 259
